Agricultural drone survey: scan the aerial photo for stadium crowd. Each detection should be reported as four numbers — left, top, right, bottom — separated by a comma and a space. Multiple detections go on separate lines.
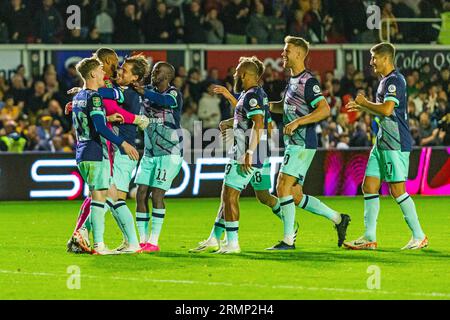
0, 0, 448, 45
0, 56, 449, 152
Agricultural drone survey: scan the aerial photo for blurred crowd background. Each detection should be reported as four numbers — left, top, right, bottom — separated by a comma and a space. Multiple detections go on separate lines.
0, 0, 449, 152
0, 0, 449, 44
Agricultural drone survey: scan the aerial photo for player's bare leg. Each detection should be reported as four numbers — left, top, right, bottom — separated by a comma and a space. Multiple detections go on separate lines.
344, 176, 380, 250
136, 184, 151, 245
389, 182, 428, 250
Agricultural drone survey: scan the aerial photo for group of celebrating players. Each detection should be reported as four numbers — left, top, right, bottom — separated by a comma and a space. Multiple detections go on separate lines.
66, 36, 428, 255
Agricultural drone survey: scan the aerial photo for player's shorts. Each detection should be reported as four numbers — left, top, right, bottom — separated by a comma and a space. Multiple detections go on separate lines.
250, 159, 271, 191
224, 159, 268, 192
112, 150, 138, 192
78, 159, 111, 191
134, 154, 183, 191
279, 144, 316, 185
365, 146, 410, 182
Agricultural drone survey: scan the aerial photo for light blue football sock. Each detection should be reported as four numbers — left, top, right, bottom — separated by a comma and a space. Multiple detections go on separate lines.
396, 193, 425, 240
113, 200, 139, 246
280, 195, 295, 245
271, 199, 282, 220
106, 198, 127, 241
363, 194, 380, 242
224, 220, 239, 246
136, 211, 150, 243
90, 200, 107, 244
298, 195, 341, 224
149, 208, 166, 245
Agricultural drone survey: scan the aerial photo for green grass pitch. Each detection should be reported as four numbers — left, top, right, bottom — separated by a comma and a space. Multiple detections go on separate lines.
0, 196, 449, 300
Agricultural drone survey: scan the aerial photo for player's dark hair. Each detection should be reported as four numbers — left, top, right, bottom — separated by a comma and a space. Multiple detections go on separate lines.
94, 47, 117, 63
157, 62, 176, 82
370, 42, 396, 61
76, 57, 101, 80
284, 35, 309, 55
238, 56, 263, 79
125, 54, 150, 81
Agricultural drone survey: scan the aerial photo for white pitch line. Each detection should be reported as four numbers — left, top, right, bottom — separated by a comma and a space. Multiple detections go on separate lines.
1, 269, 450, 298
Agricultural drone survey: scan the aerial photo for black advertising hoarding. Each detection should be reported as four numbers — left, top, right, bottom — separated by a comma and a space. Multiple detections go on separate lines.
0, 148, 448, 201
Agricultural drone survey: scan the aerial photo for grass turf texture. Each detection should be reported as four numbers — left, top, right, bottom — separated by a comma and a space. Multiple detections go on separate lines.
0, 196, 449, 300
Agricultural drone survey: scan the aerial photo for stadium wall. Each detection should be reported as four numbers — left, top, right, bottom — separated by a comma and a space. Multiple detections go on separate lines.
0, 147, 448, 201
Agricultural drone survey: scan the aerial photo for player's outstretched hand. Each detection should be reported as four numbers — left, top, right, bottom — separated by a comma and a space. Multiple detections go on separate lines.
67, 87, 82, 95
283, 119, 300, 136
107, 113, 124, 124
131, 82, 145, 95
64, 101, 73, 115
133, 115, 150, 130
121, 141, 140, 161
345, 100, 361, 113
213, 85, 232, 99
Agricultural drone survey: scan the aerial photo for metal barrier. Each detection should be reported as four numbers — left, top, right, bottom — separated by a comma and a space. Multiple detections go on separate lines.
380, 17, 442, 43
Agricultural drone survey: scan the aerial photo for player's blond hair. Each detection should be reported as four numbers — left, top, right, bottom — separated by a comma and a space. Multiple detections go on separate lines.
284, 35, 310, 55
75, 57, 102, 81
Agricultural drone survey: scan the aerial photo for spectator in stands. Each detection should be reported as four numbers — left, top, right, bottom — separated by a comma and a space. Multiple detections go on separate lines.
0, 120, 26, 152
181, 97, 199, 136
289, 10, 308, 40
303, 0, 333, 43
63, 63, 82, 91
95, 0, 116, 44
143, 1, 174, 43
336, 133, 350, 149
8, 74, 27, 106
381, 1, 403, 42
262, 64, 285, 101
205, 68, 222, 85
439, 66, 450, 93
198, 82, 221, 130
350, 121, 370, 147
340, 63, 356, 94
268, 5, 287, 44
419, 111, 439, 146
186, 68, 203, 103
5, 0, 30, 43
66, 28, 84, 44
25, 80, 50, 124
184, 0, 207, 43
221, 0, 250, 44
47, 98, 70, 132
115, 3, 142, 43
86, 27, 101, 44
246, 1, 270, 44
204, 8, 224, 44
34, 112, 59, 151
0, 94, 21, 122
33, 0, 64, 43
406, 73, 419, 98
340, 0, 375, 43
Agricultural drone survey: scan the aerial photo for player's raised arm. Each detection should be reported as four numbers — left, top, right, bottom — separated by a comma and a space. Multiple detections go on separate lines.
213, 85, 238, 108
